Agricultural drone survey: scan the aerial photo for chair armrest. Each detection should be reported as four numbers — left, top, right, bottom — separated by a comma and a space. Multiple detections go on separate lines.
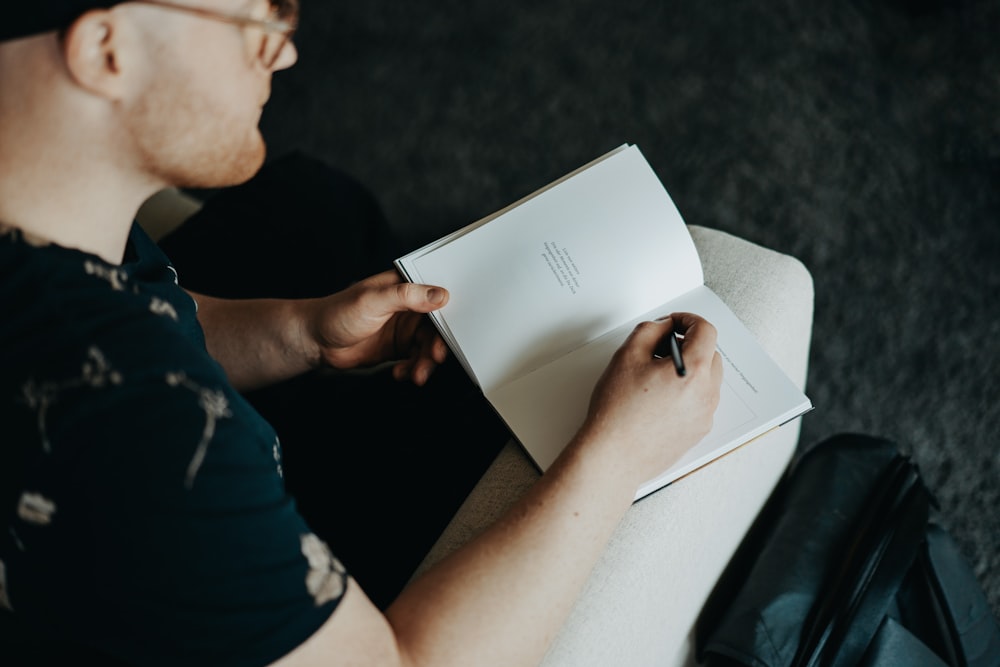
412, 225, 815, 667
135, 188, 204, 242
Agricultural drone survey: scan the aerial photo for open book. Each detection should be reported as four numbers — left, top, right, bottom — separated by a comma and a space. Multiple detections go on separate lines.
395, 144, 812, 500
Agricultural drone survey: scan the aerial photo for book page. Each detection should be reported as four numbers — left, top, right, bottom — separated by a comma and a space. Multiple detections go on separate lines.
486, 285, 813, 501
398, 145, 704, 392
409, 144, 632, 251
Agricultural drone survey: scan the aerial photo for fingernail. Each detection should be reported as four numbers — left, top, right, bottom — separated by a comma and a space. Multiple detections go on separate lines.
427, 288, 445, 304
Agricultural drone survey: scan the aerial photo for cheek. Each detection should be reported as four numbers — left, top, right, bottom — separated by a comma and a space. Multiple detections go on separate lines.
126, 72, 266, 188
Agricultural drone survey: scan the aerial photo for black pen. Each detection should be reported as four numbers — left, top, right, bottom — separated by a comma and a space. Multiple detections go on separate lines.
654, 329, 687, 377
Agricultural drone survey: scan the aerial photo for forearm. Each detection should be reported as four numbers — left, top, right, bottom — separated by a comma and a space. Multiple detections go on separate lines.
189, 291, 320, 392
385, 431, 637, 667
269, 315, 718, 667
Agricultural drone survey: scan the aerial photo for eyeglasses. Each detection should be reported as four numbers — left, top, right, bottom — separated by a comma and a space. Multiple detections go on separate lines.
129, 0, 299, 69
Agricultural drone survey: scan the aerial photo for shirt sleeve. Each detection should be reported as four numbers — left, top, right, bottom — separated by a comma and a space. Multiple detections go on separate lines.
8, 346, 346, 667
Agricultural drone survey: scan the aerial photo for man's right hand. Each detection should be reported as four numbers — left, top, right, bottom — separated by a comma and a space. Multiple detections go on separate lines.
578, 312, 724, 490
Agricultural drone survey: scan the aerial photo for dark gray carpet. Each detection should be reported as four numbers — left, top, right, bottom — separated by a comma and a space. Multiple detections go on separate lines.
258, 0, 1000, 618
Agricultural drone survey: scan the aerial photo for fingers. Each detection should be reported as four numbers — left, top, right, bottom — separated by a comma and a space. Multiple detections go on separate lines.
378, 276, 449, 384
624, 313, 716, 365
669, 312, 723, 416
623, 317, 677, 360
393, 334, 450, 386
584, 312, 724, 473
664, 312, 718, 370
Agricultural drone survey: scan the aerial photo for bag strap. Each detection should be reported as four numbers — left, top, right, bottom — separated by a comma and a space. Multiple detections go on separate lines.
792, 454, 932, 667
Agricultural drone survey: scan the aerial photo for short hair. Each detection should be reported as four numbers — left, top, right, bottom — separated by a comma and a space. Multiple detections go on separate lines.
3, 2, 124, 42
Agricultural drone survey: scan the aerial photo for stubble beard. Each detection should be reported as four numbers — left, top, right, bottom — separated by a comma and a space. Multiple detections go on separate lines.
127, 66, 268, 190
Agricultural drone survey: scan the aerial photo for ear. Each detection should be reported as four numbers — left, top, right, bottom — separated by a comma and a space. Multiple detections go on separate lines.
61, 10, 129, 100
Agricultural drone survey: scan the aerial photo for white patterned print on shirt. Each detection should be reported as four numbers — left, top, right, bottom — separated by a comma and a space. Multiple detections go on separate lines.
16, 492, 56, 526
149, 297, 179, 321
21, 346, 123, 453
272, 438, 283, 478
301, 533, 347, 607
165, 372, 233, 489
84, 260, 130, 292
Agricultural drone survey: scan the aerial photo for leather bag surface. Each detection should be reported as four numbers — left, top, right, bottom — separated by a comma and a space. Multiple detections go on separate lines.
696, 433, 1000, 667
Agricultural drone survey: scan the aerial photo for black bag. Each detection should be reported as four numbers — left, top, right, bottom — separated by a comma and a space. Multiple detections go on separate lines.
696, 433, 1000, 667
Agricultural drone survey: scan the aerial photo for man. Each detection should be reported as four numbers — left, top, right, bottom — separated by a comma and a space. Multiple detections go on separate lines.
0, 1, 723, 665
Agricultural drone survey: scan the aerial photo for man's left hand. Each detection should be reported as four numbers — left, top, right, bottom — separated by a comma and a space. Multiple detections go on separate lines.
304, 269, 451, 385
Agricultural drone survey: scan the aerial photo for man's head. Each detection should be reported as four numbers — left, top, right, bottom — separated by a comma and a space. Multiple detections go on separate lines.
1, 1, 299, 192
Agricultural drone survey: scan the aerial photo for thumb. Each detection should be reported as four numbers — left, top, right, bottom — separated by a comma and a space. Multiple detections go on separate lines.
363, 270, 449, 315
394, 282, 449, 313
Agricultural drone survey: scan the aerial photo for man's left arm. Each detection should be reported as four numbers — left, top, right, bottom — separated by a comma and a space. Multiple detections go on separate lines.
186, 291, 315, 391
187, 270, 451, 392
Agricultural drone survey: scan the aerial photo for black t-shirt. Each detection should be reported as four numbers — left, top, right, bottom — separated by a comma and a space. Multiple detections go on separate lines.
0, 224, 345, 666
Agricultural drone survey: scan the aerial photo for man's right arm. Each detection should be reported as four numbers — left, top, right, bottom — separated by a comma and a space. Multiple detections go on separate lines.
270, 313, 723, 667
